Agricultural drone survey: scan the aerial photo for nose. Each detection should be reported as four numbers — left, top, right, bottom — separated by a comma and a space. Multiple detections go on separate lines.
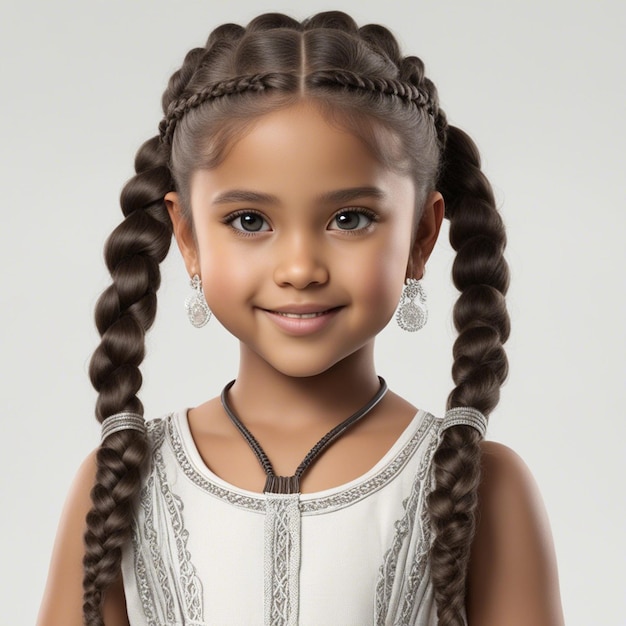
273, 232, 329, 289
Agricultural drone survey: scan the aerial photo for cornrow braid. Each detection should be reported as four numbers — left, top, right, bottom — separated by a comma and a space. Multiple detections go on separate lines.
159, 68, 440, 148
159, 72, 299, 144
427, 125, 510, 625
395, 54, 448, 148
82, 136, 173, 625
306, 69, 434, 112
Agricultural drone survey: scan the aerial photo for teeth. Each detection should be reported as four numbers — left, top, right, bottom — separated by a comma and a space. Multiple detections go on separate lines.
277, 312, 325, 319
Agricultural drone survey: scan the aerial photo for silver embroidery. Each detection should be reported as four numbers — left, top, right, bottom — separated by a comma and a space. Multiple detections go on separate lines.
132, 411, 442, 625
264, 494, 301, 626
139, 474, 176, 621
375, 429, 440, 625
132, 422, 165, 626
167, 410, 436, 515
375, 477, 421, 623
148, 417, 166, 449
132, 534, 158, 625
131, 417, 205, 624
398, 432, 438, 623
167, 415, 265, 512
301, 414, 435, 515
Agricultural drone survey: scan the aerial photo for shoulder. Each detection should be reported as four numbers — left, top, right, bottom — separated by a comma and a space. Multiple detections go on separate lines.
37, 449, 129, 626
466, 441, 564, 625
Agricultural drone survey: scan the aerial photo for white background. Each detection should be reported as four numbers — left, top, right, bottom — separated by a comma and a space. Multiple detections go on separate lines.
1, 1, 624, 624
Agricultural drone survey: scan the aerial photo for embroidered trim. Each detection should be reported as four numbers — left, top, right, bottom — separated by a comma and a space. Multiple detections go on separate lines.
129, 411, 442, 625
167, 411, 436, 515
140, 474, 176, 621
301, 413, 435, 514
131, 418, 204, 624
264, 494, 301, 626
167, 415, 266, 511
132, 536, 158, 625
398, 432, 438, 623
374, 429, 439, 624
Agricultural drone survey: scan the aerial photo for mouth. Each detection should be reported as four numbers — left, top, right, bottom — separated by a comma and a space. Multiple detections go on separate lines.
272, 311, 333, 319
259, 306, 342, 335
262, 304, 342, 316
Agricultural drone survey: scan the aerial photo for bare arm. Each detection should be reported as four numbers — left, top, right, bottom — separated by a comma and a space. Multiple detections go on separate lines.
467, 441, 564, 626
37, 450, 129, 626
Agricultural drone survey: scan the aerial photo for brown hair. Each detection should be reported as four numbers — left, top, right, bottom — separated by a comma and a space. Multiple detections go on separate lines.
84, 11, 509, 624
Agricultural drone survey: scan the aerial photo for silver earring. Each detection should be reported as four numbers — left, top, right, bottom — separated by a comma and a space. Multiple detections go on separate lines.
186, 274, 211, 328
396, 278, 428, 332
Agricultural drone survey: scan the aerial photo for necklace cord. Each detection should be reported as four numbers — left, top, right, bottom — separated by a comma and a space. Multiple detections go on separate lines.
221, 380, 274, 476
220, 377, 388, 493
294, 377, 387, 478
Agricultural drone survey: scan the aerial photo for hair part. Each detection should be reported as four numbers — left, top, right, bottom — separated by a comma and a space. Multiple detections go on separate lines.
165, 24, 441, 219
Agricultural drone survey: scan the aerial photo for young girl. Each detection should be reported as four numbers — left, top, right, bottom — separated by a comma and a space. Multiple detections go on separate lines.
38, 11, 563, 626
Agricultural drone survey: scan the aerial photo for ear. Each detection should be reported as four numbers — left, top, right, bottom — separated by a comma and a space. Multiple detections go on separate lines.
407, 191, 445, 279
164, 191, 200, 276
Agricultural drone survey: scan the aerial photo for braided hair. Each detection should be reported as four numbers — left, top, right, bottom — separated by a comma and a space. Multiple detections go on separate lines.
84, 11, 509, 625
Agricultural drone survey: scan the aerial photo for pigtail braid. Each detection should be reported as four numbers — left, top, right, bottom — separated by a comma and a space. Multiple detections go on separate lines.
82, 136, 173, 625
427, 125, 510, 625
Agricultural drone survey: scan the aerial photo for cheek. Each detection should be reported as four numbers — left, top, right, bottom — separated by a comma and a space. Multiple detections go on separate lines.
194, 235, 241, 299
195, 234, 268, 315
362, 255, 404, 306
352, 238, 409, 314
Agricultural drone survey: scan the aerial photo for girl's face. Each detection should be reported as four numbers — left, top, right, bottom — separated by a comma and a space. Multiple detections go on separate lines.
167, 101, 442, 378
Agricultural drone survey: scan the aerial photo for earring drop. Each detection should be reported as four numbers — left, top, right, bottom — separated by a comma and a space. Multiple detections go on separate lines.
396, 278, 428, 332
186, 274, 211, 328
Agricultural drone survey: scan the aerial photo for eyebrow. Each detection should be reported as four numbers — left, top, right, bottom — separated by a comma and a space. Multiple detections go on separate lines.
211, 186, 386, 206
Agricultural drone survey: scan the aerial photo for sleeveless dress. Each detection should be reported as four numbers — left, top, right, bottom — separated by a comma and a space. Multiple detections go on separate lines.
121, 408, 453, 625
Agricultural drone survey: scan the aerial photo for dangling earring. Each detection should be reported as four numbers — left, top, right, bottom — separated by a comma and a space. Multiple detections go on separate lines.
186, 274, 211, 328
396, 278, 428, 332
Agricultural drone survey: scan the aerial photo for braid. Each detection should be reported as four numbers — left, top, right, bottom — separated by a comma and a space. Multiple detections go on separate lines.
426, 126, 510, 625
82, 136, 173, 624
159, 72, 299, 144
306, 69, 432, 109
396, 54, 448, 147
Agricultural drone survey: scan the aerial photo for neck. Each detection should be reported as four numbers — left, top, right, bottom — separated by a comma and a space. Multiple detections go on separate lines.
228, 343, 381, 428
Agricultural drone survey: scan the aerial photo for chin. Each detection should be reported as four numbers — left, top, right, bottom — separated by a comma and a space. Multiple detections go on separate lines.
257, 342, 372, 380
268, 359, 340, 379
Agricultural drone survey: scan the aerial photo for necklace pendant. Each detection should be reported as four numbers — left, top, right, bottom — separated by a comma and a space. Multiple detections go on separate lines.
265, 474, 300, 494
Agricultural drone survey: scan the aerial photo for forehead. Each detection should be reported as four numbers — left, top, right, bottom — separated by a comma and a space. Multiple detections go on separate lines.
192, 101, 414, 202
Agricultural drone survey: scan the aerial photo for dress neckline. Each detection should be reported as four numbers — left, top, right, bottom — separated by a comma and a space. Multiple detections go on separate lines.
163, 406, 435, 511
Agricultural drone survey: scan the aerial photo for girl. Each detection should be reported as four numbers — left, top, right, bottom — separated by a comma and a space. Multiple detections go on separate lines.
38, 11, 563, 626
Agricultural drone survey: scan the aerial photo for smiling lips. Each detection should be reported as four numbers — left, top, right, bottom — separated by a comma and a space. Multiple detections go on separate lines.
261, 305, 342, 335
276, 311, 327, 319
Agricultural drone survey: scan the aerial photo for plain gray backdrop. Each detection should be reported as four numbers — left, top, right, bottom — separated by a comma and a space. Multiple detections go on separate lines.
1, 0, 624, 624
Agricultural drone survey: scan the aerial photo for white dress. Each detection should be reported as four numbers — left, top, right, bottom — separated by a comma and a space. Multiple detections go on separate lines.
121, 408, 451, 625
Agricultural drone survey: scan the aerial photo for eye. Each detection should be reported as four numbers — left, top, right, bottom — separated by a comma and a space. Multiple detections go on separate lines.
227, 212, 270, 233
329, 210, 375, 231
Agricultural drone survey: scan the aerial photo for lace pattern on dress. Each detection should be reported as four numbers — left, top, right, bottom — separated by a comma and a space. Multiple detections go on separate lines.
131, 419, 205, 625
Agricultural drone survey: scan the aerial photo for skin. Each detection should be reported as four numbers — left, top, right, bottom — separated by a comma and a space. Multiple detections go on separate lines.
37, 101, 564, 625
